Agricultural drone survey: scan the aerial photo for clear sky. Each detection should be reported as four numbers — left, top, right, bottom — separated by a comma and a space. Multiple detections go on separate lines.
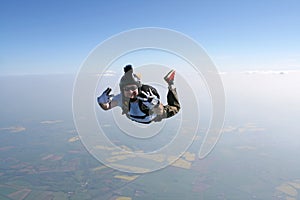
1, 0, 300, 75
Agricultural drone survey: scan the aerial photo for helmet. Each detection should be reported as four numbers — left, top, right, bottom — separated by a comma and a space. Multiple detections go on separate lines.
119, 65, 142, 91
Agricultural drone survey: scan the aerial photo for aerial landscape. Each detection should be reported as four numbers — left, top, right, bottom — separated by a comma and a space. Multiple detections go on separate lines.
1, 71, 300, 199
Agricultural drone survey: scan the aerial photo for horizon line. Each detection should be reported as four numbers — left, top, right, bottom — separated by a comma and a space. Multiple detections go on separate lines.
1, 69, 300, 77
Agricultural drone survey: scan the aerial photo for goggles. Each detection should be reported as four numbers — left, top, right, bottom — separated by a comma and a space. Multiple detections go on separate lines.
124, 85, 138, 91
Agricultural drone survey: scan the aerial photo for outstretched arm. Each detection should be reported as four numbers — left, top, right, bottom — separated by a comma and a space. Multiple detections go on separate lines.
97, 87, 118, 110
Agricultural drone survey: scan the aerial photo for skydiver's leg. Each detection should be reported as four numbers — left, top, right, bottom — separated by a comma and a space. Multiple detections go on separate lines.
163, 87, 180, 118
154, 70, 180, 122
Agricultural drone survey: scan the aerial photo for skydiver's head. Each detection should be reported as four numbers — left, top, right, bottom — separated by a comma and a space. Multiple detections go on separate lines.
119, 65, 141, 99
123, 84, 139, 99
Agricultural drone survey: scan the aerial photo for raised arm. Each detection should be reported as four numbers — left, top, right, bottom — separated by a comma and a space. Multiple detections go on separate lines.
97, 87, 118, 110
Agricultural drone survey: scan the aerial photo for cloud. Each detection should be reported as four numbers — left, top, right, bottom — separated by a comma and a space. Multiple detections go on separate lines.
242, 70, 290, 75
235, 146, 256, 150
0, 126, 26, 133
220, 70, 300, 75
68, 136, 79, 143
222, 123, 265, 134
95, 70, 117, 77
40, 120, 63, 124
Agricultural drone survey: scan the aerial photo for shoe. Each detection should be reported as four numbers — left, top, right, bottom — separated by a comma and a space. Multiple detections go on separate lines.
164, 70, 175, 85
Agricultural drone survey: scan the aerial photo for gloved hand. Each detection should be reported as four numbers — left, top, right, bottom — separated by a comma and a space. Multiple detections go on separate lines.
137, 89, 160, 109
97, 87, 114, 104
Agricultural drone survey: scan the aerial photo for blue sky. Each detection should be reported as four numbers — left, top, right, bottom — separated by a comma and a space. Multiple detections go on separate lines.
1, 0, 300, 75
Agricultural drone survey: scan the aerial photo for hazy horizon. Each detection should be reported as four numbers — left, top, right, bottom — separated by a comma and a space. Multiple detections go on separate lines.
1, 71, 300, 199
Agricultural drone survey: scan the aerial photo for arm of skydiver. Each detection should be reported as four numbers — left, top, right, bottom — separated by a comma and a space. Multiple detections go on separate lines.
152, 103, 164, 115
137, 88, 160, 109
97, 87, 118, 110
